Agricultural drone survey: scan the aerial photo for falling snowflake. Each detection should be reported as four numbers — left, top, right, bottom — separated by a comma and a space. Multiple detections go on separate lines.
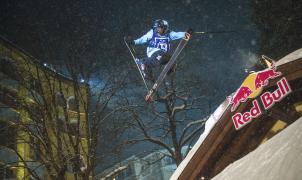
251, 39, 257, 46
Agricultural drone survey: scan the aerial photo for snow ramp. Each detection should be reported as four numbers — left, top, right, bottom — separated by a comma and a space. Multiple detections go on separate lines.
171, 48, 302, 180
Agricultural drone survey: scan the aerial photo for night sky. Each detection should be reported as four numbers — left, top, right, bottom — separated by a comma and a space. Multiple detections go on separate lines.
0, 0, 260, 100
1, 0, 261, 172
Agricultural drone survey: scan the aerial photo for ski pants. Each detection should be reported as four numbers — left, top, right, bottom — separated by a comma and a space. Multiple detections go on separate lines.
143, 50, 171, 68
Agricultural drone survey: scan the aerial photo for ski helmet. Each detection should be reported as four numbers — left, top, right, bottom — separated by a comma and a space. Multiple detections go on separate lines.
153, 19, 169, 31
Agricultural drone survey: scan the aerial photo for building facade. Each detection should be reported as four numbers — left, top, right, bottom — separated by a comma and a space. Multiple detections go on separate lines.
0, 36, 89, 179
98, 146, 191, 180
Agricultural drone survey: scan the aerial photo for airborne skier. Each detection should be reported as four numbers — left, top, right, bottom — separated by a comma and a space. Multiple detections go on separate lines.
126, 19, 188, 78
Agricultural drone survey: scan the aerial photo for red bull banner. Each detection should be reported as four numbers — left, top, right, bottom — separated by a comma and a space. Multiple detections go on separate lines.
228, 66, 292, 130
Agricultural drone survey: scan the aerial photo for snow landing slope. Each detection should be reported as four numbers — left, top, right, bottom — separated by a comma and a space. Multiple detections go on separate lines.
212, 116, 302, 180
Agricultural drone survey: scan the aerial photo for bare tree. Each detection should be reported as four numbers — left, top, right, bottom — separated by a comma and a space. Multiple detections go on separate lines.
0, 22, 131, 179
122, 60, 210, 167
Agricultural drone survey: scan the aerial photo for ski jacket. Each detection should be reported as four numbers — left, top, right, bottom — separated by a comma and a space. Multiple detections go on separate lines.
134, 29, 185, 57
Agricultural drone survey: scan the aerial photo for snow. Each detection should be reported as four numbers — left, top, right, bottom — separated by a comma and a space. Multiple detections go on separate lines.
250, 39, 257, 46
212, 117, 302, 180
276, 48, 302, 66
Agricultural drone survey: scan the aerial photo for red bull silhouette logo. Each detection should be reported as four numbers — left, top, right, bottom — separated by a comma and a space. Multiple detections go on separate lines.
254, 67, 282, 89
228, 64, 282, 113
228, 86, 253, 112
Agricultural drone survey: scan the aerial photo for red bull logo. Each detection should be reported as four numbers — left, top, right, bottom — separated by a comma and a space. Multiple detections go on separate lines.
228, 65, 282, 112
228, 86, 253, 112
228, 64, 292, 130
254, 67, 282, 89
232, 77, 291, 130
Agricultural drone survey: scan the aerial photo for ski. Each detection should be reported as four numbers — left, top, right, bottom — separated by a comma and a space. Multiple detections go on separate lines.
145, 30, 193, 102
124, 37, 149, 91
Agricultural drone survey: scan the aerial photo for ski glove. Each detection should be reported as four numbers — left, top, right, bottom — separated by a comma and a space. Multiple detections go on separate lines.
187, 28, 193, 34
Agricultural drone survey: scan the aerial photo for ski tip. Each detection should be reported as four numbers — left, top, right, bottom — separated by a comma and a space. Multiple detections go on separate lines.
145, 94, 153, 102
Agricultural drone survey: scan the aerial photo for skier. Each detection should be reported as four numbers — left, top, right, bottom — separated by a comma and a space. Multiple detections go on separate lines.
126, 19, 188, 78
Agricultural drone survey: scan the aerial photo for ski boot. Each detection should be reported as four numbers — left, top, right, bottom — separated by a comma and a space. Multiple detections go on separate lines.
135, 58, 147, 78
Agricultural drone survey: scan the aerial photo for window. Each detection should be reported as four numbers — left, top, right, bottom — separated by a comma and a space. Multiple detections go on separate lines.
55, 92, 66, 107
0, 163, 15, 179
0, 121, 16, 149
67, 96, 77, 111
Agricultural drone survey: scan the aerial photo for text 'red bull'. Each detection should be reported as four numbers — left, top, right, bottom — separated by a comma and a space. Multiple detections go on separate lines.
232, 99, 261, 130
232, 77, 291, 130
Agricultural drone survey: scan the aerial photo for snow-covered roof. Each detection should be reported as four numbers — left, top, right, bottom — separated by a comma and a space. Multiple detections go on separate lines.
276, 48, 302, 66
170, 48, 302, 180
170, 99, 230, 180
